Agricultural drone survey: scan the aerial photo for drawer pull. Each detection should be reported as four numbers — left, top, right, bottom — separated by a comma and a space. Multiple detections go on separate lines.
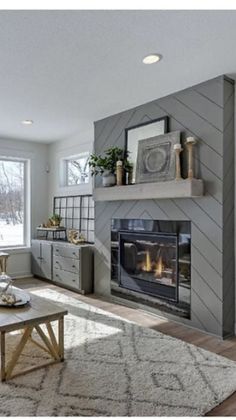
72, 265, 76, 268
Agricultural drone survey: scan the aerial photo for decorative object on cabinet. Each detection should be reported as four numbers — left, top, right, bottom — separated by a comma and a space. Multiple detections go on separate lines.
38, 213, 63, 229
67, 229, 86, 245
135, 131, 180, 183
186, 137, 197, 179
49, 213, 62, 227
173, 143, 183, 181
54, 194, 94, 243
124, 116, 168, 184
89, 146, 123, 187
36, 226, 67, 241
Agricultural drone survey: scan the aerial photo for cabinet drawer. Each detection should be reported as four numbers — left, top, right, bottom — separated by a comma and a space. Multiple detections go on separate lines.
53, 245, 80, 259
53, 267, 80, 289
54, 256, 80, 274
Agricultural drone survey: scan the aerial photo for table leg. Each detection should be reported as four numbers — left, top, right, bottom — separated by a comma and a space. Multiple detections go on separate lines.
58, 317, 64, 361
1, 332, 6, 381
6, 326, 33, 380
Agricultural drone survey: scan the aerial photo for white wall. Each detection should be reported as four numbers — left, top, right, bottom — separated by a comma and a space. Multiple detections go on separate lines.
0, 128, 94, 278
0, 138, 49, 278
48, 129, 94, 212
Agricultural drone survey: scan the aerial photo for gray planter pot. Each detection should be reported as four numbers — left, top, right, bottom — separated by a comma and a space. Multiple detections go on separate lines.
102, 171, 116, 187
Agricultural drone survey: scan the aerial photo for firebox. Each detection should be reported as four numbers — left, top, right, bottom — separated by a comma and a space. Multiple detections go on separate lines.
119, 232, 178, 302
111, 219, 191, 318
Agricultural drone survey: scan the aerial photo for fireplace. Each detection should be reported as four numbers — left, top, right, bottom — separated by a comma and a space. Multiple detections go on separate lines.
119, 232, 178, 302
111, 219, 191, 318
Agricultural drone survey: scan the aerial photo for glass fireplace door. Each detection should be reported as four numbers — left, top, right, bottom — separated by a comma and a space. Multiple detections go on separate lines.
119, 231, 179, 302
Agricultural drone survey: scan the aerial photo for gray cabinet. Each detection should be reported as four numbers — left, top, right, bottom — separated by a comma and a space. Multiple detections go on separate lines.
31, 240, 93, 294
31, 240, 52, 280
52, 243, 93, 294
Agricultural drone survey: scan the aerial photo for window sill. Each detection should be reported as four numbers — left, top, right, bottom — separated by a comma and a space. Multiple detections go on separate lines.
0, 247, 31, 254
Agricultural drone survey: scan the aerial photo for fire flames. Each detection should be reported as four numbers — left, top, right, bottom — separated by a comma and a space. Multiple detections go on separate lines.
155, 256, 163, 277
142, 251, 164, 277
143, 251, 152, 272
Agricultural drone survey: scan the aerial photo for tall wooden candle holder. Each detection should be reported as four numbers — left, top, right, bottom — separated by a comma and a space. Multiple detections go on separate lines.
173, 143, 183, 181
0, 253, 9, 275
186, 137, 197, 179
116, 160, 123, 186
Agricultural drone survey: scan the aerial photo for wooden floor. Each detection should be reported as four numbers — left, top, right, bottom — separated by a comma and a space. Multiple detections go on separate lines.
16, 277, 236, 416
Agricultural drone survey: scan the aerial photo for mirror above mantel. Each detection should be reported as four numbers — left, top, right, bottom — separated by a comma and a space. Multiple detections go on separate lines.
125, 116, 169, 184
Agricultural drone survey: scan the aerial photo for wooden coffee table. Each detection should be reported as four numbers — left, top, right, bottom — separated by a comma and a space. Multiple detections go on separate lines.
0, 291, 68, 381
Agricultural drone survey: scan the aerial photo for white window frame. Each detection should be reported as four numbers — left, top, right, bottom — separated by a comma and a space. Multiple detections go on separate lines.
0, 156, 31, 250
63, 152, 90, 187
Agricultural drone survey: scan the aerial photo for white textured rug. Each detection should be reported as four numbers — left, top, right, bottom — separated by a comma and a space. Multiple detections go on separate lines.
1, 288, 236, 416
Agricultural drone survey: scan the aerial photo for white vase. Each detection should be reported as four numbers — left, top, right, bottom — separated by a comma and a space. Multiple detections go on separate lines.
102, 171, 116, 187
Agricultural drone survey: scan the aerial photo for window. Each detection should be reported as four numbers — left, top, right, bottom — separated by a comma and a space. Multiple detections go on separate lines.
0, 159, 28, 247
65, 153, 90, 186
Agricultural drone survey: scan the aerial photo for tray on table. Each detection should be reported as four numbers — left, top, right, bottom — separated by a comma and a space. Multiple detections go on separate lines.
0, 283, 30, 307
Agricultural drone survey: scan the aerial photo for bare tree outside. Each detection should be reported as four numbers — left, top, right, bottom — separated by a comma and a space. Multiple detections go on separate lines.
67, 154, 89, 185
0, 160, 25, 246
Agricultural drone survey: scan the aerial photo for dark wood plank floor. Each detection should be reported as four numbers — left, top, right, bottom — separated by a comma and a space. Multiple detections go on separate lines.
16, 277, 236, 416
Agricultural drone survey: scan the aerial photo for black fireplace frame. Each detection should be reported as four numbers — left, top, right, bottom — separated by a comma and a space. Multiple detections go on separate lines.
118, 230, 179, 303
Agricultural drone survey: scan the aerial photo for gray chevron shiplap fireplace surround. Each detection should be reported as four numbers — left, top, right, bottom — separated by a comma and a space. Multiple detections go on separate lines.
94, 75, 235, 338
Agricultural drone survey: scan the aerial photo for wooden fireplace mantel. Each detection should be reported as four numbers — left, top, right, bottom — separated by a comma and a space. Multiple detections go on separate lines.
93, 179, 204, 202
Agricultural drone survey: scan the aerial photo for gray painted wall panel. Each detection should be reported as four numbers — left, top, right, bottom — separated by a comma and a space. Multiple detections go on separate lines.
174, 89, 223, 131
194, 77, 224, 107
193, 196, 222, 227
173, 198, 222, 250
223, 79, 235, 336
157, 96, 223, 156
191, 249, 222, 299
94, 75, 234, 338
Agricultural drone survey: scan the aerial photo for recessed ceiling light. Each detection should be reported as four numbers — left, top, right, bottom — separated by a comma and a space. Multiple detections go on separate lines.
21, 120, 33, 125
142, 54, 162, 64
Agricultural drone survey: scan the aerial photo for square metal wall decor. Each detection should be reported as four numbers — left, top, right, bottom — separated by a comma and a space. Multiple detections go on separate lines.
53, 194, 94, 243
135, 131, 180, 183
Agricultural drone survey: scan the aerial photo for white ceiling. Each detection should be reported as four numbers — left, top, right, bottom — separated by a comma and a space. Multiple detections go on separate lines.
0, 10, 236, 143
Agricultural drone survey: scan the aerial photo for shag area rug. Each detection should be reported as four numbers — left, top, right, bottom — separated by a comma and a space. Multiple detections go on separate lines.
1, 288, 236, 416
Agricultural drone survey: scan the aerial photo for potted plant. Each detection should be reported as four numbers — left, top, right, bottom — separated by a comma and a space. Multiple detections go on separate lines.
89, 147, 124, 187
49, 213, 62, 227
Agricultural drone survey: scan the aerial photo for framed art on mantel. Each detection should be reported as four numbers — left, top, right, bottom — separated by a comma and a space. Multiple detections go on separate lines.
125, 116, 169, 184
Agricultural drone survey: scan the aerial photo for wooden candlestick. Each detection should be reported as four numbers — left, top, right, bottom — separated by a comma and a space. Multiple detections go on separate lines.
174, 144, 183, 181
116, 160, 123, 186
186, 137, 197, 179
0, 253, 9, 274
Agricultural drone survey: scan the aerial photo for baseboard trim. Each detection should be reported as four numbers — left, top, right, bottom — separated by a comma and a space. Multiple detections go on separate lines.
11, 272, 32, 280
